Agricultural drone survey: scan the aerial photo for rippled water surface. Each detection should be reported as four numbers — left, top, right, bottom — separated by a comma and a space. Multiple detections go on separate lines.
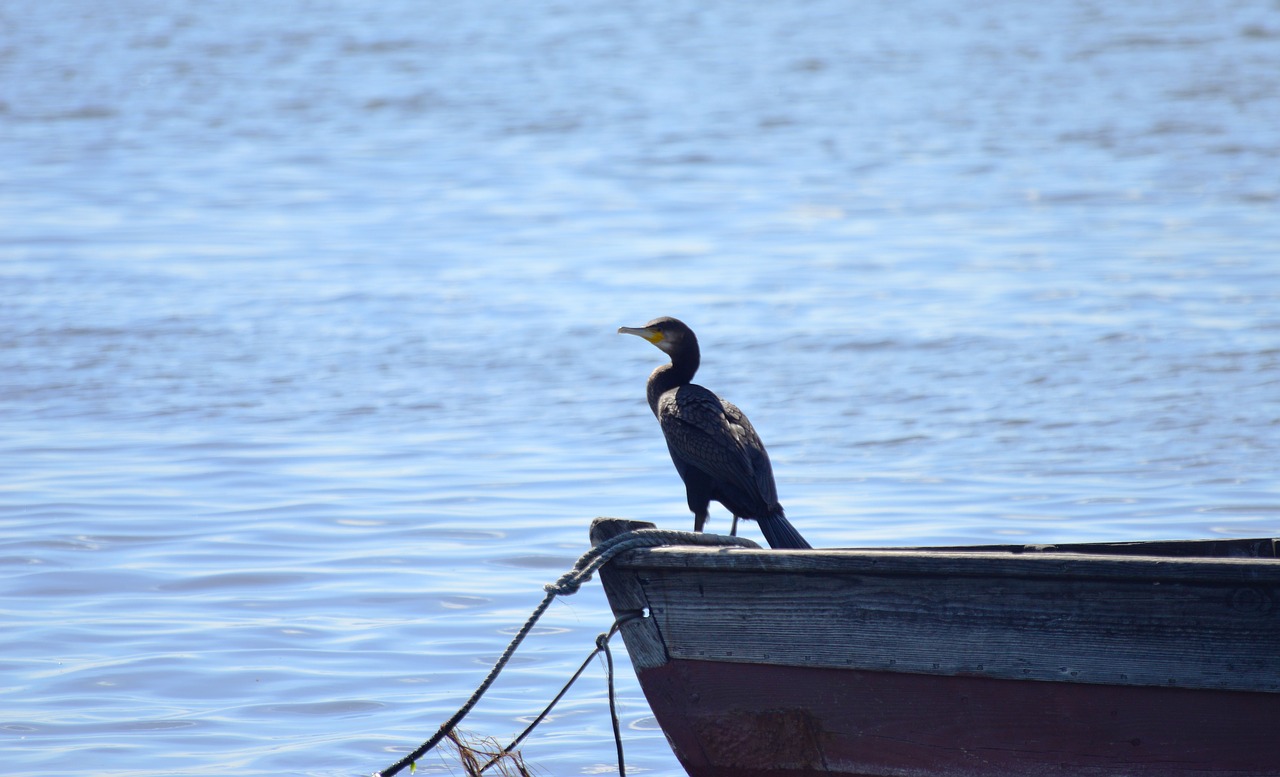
3, 1, 1279, 774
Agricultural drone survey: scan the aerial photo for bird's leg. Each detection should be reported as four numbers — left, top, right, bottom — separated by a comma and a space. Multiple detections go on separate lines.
693, 509, 708, 533
730, 515, 739, 536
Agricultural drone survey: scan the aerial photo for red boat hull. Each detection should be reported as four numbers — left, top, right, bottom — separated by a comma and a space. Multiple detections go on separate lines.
639, 659, 1280, 777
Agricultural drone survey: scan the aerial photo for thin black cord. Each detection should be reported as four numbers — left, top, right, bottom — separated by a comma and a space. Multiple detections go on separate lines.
600, 627, 626, 777
375, 589, 558, 777
477, 612, 640, 775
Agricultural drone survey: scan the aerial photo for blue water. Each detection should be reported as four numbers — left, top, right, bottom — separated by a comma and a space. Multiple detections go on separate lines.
3, 1, 1279, 774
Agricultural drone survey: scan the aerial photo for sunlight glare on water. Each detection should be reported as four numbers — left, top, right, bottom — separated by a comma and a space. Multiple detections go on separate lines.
2, 0, 1278, 774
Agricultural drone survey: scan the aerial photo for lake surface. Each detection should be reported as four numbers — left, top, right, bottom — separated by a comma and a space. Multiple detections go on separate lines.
3, 1, 1278, 774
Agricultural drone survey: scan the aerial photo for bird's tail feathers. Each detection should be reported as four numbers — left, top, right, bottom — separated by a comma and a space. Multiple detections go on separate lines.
758, 507, 811, 550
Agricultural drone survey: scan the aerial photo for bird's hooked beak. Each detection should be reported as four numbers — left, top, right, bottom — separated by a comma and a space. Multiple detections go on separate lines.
618, 325, 665, 345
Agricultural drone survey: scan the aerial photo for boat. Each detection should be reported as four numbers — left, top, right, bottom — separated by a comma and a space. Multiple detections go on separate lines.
590, 518, 1280, 777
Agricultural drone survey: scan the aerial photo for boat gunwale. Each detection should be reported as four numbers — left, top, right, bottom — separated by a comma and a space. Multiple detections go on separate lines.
605, 538, 1280, 585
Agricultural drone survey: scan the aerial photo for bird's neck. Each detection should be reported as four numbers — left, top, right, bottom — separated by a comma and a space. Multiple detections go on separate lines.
645, 347, 699, 416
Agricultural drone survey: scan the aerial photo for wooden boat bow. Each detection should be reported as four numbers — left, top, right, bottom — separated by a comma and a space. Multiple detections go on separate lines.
591, 518, 1280, 777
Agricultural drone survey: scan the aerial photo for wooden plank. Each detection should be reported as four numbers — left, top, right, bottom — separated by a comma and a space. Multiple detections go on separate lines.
627, 559, 1280, 692
907, 537, 1279, 559
610, 544, 1280, 585
590, 518, 669, 671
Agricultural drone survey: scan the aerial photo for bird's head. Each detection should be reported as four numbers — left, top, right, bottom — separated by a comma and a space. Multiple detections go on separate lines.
618, 316, 694, 356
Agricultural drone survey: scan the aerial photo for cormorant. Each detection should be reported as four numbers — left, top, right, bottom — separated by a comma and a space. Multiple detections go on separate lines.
618, 317, 811, 549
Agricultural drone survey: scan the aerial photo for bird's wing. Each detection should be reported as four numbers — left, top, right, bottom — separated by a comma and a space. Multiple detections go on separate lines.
657, 384, 769, 506
719, 399, 780, 506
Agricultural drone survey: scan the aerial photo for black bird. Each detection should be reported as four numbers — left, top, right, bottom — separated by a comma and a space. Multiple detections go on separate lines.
618, 317, 811, 549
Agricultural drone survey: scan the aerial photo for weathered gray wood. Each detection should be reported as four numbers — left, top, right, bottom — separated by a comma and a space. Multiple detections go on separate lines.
939, 537, 1279, 559
642, 565, 1279, 691
593, 531, 1280, 692
589, 516, 657, 545
614, 544, 1280, 585
590, 518, 670, 671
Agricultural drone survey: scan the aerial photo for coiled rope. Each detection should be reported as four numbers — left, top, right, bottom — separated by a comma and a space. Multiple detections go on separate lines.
374, 528, 758, 777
